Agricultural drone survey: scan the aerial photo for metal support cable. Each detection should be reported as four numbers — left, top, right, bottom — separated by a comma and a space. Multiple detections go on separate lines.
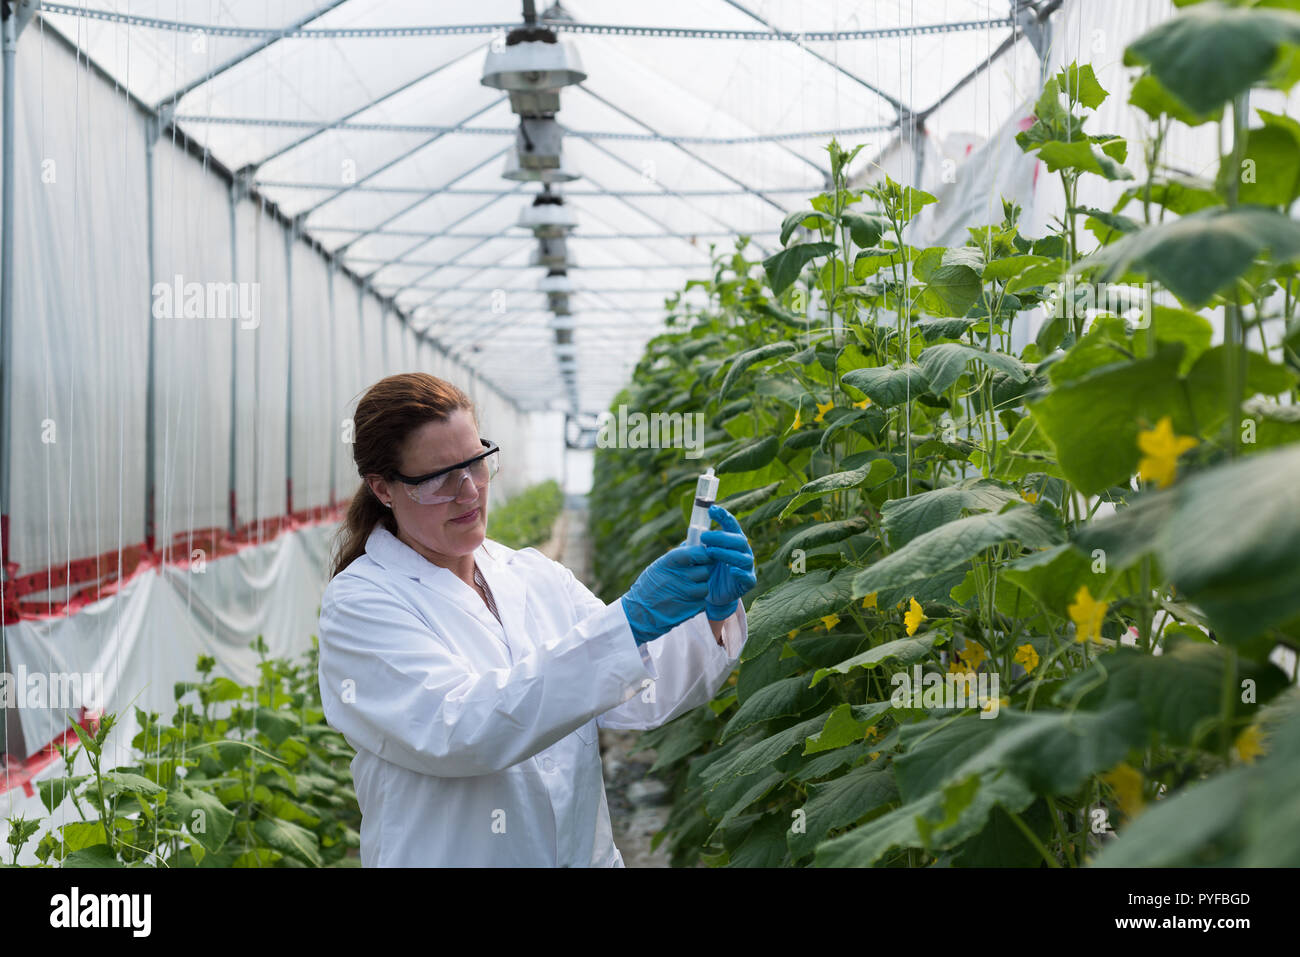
153, 0, 351, 110
335, 145, 512, 255
180, 114, 897, 145
720, 0, 910, 118
299, 95, 509, 219
36, 4, 1014, 42
576, 84, 790, 216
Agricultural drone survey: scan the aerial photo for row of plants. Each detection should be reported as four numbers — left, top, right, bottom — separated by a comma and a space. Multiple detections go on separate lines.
487, 479, 565, 550
590, 0, 1300, 867
4, 637, 360, 867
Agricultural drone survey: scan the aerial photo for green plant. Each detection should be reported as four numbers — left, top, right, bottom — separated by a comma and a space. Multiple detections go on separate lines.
6, 638, 361, 868
487, 479, 565, 550
590, 2, 1300, 868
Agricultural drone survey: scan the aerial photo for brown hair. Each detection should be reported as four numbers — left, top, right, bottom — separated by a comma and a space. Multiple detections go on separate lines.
329, 372, 476, 579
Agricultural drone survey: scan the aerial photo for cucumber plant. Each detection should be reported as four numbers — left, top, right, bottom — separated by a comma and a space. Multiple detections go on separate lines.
590, 0, 1300, 868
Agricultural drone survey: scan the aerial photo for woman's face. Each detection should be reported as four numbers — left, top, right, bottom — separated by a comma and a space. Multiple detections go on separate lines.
365, 408, 489, 567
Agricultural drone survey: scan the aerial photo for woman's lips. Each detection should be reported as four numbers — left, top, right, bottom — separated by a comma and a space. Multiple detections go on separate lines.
450, 507, 479, 524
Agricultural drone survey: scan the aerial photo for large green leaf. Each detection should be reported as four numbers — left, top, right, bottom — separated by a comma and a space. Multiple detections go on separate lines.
810, 633, 948, 687
813, 770, 1033, 866
788, 765, 899, 860
1092, 705, 1300, 866
773, 517, 871, 566
716, 435, 780, 474
1076, 207, 1300, 307
763, 242, 837, 295
1033, 139, 1134, 180
253, 817, 322, 867
167, 785, 237, 854
777, 457, 895, 520
779, 209, 828, 245
37, 775, 88, 815
716, 481, 783, 516
701, 713, 831, 787
841, 364, 931, 407
1028, 342, 1190, 495
914, 247, 985, 317
1233, 110, 1300, 205
1124, 3, 1300, 114
880, 478, 1021, 548
1055, 640, 1291, 747
852, 505, 1063, 598
895, 705, 1144, 799
742, 567, 860, 660
717, 341, 797, 403
720, 674, 833, 744
1152, 442, 1300, 645
916, 343, 1029, 395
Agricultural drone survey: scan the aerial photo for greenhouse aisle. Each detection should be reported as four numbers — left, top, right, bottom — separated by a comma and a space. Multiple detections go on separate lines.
543, 493, 674, 868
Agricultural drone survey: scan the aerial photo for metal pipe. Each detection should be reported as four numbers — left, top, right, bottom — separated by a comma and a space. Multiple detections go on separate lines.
0, 9, 17, 579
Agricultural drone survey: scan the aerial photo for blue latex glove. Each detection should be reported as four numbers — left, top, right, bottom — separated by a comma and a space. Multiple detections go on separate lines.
620, 543, 712, 646
700, 504, 758, 620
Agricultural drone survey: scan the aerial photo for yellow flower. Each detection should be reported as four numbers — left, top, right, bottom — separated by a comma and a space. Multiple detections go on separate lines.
904, 598, 925, 636
980, 696, 1009, 715
791, 407, 803, 430
852, 398, 871, 409
863, 725, 881, 742
861, 592, 878, 610
1234, 723, 1265, 764
820, 613, 841, 631
869, 751, 881, 761
1068, 585, 1108, 644
948, 657, 975, 676
960, 642, 987, 670
1102, 762, 1145, 818
1013, 643, 1040, 673
1137, 416, 1198, 489
1021, 490, 1038, 504
787, 628, 799, 640
814, 400, 834, 424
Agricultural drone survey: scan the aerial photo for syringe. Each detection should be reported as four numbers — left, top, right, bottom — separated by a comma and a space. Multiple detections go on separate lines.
686, 467, 719, 547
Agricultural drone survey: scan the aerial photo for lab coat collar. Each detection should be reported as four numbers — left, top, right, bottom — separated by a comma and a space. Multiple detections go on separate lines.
363, 525, 527, 649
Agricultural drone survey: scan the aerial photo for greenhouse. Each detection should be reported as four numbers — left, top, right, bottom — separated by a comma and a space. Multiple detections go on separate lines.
0, 0, 1297, 879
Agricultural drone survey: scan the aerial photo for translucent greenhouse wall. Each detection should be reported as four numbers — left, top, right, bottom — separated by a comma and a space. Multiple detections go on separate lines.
0, 25, 560, 781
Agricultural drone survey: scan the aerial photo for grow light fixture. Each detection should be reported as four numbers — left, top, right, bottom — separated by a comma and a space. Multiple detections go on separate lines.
537, 269, 573, 295
507, 89, 561, 117
529, 237, 573, 268
503, 149, 579, 182
518, 188, 577, 237
480, 24, 585, 92
515, 118, 565, 171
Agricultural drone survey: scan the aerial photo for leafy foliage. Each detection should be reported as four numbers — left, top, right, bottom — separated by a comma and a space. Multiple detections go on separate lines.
590, 17, 1300, 868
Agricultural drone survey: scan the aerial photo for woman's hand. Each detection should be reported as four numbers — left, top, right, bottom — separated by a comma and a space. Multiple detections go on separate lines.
700, 504, 757, 621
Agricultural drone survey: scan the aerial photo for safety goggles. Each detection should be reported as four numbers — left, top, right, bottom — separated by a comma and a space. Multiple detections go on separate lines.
393, 439, 500, 505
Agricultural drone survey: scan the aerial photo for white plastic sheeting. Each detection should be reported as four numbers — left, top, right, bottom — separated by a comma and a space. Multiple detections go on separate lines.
0, 522, 337, 865
25, 0, 1052, 414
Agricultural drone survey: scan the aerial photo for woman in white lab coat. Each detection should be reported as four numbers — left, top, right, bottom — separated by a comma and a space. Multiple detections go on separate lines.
317, 373, 757, 867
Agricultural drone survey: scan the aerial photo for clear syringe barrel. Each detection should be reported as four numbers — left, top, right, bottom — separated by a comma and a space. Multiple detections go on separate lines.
686, 467, 719, 547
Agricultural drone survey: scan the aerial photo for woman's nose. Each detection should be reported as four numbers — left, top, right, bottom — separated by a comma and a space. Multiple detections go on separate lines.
452, 472, 480, 502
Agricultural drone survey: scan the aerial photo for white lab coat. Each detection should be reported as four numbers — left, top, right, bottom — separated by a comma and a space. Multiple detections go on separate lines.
316, 524, 747, 867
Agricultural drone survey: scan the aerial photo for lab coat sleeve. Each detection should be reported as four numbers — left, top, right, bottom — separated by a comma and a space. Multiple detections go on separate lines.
541, 552, 748, 732
316, 572, 656, 778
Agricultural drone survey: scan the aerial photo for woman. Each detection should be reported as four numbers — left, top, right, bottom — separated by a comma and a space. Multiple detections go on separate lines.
317, 373, 757, 867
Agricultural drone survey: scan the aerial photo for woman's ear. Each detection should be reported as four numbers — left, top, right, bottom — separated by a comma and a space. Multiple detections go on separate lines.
364, 474, 393, 508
